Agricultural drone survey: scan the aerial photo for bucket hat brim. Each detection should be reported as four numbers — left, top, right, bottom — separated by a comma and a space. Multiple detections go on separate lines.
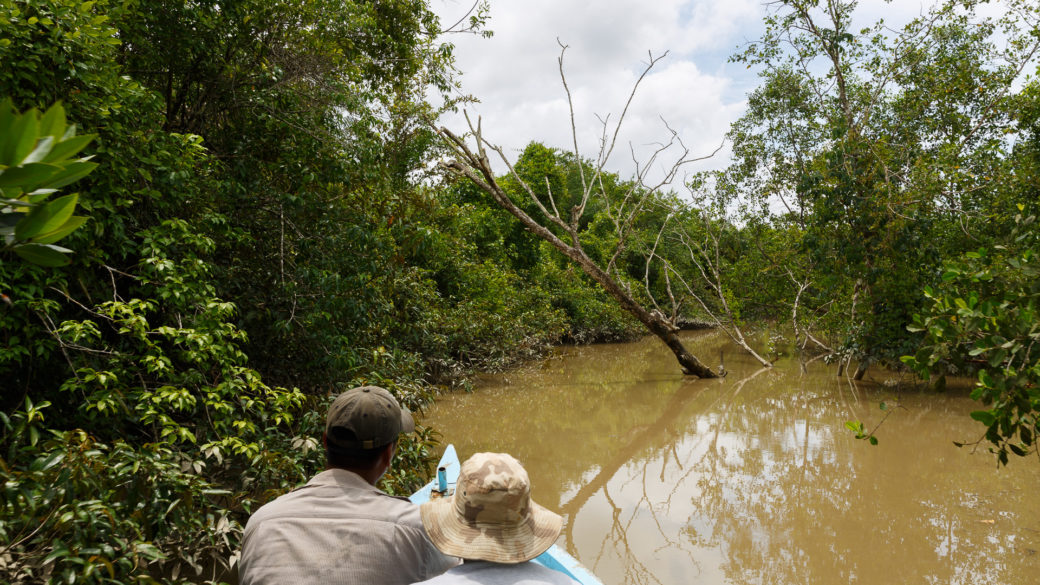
420, 496, 562, 563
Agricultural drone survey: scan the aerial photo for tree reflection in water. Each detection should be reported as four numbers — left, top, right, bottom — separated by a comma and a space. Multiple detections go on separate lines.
423, 332, 1040, 585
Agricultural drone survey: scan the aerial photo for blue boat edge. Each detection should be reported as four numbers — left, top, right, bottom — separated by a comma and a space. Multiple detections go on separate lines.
409, 444, 603, 585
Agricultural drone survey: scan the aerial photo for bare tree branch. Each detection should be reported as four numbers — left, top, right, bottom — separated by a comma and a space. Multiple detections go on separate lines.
435, 47, 730, 377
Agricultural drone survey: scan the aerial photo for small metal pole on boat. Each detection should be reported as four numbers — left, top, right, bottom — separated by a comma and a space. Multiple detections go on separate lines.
437, 466, 447, 492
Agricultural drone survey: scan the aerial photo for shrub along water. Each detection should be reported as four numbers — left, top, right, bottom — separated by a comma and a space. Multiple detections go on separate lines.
4, 1, 1038, 583
0, 2, 638, 583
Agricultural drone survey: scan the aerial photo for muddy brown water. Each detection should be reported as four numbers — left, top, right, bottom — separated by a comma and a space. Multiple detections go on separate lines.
420, 330, 1040, 585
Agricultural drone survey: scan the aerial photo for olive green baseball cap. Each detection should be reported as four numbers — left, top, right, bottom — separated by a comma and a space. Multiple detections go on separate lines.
325, 386, 415, 449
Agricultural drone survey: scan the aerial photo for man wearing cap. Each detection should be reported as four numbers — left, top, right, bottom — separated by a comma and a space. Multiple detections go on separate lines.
413, 452, 580, 585
239, 386, 459, 585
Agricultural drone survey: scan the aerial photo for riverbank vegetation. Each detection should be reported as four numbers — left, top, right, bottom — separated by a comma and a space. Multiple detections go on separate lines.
1, 0, 1037, 583
441, 0, 1040, 459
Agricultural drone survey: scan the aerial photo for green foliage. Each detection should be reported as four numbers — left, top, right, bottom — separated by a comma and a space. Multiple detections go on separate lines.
2, 205, 316, 583
439, 154, 641, 349
0, 100, 94, 266
2, 410, 244, 585
0, 0, 129, 113
493, 143, 563, 270
845, 401, 902, 447
533, 255, 636, 343
10, 0, 1038, 580
101, 0, 469, 392
903, 209, 1040, 464
0, 2, 557, 583
716, 0, 1040, 369
2, 3, 351, 582
395, 183, 637, 379
845, 420, 879, 446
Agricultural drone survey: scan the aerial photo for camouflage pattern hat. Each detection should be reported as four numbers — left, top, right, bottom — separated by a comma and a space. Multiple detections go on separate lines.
420, 452, 563, 564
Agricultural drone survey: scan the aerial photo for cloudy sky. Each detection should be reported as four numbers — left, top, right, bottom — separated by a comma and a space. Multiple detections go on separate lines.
430, 0, 941, 181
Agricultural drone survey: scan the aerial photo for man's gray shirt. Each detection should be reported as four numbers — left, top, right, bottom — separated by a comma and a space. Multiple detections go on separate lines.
239, 468, 458, 585
410, 560, 581, 585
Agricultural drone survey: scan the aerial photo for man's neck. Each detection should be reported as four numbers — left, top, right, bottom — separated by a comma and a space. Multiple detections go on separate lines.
329, 464, 385, 486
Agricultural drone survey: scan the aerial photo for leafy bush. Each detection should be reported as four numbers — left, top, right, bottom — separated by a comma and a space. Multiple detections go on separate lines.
0, 96, 319, 583
904, 208, 1039, 464
1, 99, 94, 266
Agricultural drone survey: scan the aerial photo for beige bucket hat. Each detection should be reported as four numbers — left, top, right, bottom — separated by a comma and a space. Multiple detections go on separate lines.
420, 452, 563, 563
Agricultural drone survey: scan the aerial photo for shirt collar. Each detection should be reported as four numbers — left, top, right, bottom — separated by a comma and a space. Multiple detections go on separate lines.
307, 467, 382, 492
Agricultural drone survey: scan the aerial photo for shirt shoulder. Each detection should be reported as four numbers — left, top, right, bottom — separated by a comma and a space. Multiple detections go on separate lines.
248, 469, 419, 523
239, 469, 459, 585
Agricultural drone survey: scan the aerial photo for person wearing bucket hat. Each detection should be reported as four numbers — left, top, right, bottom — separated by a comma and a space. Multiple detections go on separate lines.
412, 452, 580, 585
239, 386, 459, 585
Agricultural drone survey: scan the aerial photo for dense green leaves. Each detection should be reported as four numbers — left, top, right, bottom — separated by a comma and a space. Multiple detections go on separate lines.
1, 100, 94, 266
0, 2, 631, 583
3, 1, 1039, 583
720, 0, 1039, 368
904, 209, 1040, 463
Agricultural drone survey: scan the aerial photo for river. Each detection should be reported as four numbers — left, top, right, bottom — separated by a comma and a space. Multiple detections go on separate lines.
420, 330, 1040, 585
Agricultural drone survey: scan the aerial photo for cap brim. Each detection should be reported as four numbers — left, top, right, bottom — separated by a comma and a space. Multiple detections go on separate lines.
420, 497, 562, 563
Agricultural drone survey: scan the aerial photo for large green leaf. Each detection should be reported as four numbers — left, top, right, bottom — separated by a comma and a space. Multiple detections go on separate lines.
13, 242, 72, 267
0, 98, 14, 139
38, 102, 67, 139
42, 134, 95, 163
15, 193, 79, 241
31, 215, 88, 245
970, 410, 996, 426
22, 136, 55, 164
0, 163, 62, 190
39, 161, 98, 190
1, 108, 39, 167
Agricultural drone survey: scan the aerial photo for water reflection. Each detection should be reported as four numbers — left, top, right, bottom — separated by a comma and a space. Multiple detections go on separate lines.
422, 331, 1040, 585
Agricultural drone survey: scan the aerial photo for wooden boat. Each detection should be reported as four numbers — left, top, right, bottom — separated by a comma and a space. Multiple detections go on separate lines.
409, 444, 603, 585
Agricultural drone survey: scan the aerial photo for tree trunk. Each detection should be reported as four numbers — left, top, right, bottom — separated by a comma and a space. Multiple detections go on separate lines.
853, 359, 869, 380
439, 136, 718, 378
572, 241, 718, 378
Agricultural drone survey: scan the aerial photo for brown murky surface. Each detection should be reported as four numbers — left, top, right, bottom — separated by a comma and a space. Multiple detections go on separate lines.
420, 330, 1040, 585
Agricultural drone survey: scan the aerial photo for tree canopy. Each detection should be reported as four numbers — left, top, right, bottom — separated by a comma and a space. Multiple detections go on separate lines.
2, 0, 1039, 583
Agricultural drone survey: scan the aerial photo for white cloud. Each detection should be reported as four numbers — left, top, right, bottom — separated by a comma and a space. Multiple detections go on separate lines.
432, 0, 762, 182
430, 0, 1015, 183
